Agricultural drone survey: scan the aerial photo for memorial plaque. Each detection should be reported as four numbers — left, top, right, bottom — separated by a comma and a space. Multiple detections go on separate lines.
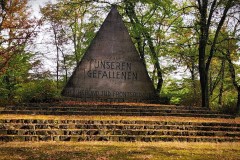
62, 6, 159, 103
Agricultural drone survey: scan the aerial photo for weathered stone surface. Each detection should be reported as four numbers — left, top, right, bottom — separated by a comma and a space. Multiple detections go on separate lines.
61, 6, 158, 103
1, 118, 240, 142
1, 104, 234, 118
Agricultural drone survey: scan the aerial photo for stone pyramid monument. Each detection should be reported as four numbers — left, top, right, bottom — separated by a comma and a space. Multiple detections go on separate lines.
62, 6, 159, 103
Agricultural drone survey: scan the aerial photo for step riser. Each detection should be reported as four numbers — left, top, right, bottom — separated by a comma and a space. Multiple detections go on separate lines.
11, 104, 208, 110
1, 119, 240, 126
1, 129, 240, 137
0, 111, 232, 118
3, 110, 215, 115
0, 110, 215, 114
1, 107, 213, 111
2, 103, 233, 119
2, 120, 240, 127
1, 124, 240, 132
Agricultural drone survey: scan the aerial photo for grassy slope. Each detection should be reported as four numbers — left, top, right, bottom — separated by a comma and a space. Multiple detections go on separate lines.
0, 141, 240, 160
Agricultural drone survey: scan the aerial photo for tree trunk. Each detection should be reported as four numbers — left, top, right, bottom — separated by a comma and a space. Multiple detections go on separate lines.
70, 15, 79, 64
199, 45, 209, 108
59, 48, 68, 83
143, 31, 163, 93
192, 63, 196, 97
199, 0, 233, 108
190, 57, 197, 106
124, 1, 163, 93
225, 51, 240, 114
201, 72, 209, 108
237, 91, 240, 114
198, 0, 209, 108
218, 60, 225, 105
52, 25, 59, 89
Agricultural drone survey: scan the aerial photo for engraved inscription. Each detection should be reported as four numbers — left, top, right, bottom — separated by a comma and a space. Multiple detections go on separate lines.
93, 60, 131, 70
84, 59, 138, 81
64, 88, 154, 99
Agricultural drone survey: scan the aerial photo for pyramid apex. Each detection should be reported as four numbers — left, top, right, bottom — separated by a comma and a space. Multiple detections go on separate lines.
109, 4, 119, 15
111, 4, 117, 10
111, 4, 117, 9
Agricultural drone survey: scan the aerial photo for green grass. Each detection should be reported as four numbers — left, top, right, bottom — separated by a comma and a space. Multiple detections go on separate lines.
0, 141, 240, 160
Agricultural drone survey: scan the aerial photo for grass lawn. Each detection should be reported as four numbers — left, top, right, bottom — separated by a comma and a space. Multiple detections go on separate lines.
0, 141, 240, 160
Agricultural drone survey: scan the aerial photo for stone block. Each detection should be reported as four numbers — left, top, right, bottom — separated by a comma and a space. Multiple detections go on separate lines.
70, 136, 79, 142
0, 129, 7, 135
14, 136, 27, 142
0, 136, 13, 142
7, 130, 18, 135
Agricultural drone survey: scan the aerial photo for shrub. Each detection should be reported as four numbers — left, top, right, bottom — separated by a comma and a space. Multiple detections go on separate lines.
161, 79, 201, 106
159, 96, 171, 104
16, 80, 60, 103
210, 97, 237, 114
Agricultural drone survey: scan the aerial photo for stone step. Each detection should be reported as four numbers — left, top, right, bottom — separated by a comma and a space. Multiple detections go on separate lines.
1, 129, 240, 137
1, 119, 240, 127
1, 135, 240, 142
10, 104, 209, 110
3, 107, 213, 115
0, 109, 221, 116
1, 103, 234, 118
0, 110, 233, 118
1, 123, 240, 132
4, 107, 213, 114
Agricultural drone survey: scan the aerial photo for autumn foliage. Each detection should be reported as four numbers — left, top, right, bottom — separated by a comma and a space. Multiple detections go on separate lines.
0, 0, 39, 74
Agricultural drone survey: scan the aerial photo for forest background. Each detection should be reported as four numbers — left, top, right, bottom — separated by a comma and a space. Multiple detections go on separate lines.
0, 0, 240, 114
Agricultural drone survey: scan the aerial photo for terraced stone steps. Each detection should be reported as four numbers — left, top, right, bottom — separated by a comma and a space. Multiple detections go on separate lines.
0, 103, 233, 118
1, 119, 240, 142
